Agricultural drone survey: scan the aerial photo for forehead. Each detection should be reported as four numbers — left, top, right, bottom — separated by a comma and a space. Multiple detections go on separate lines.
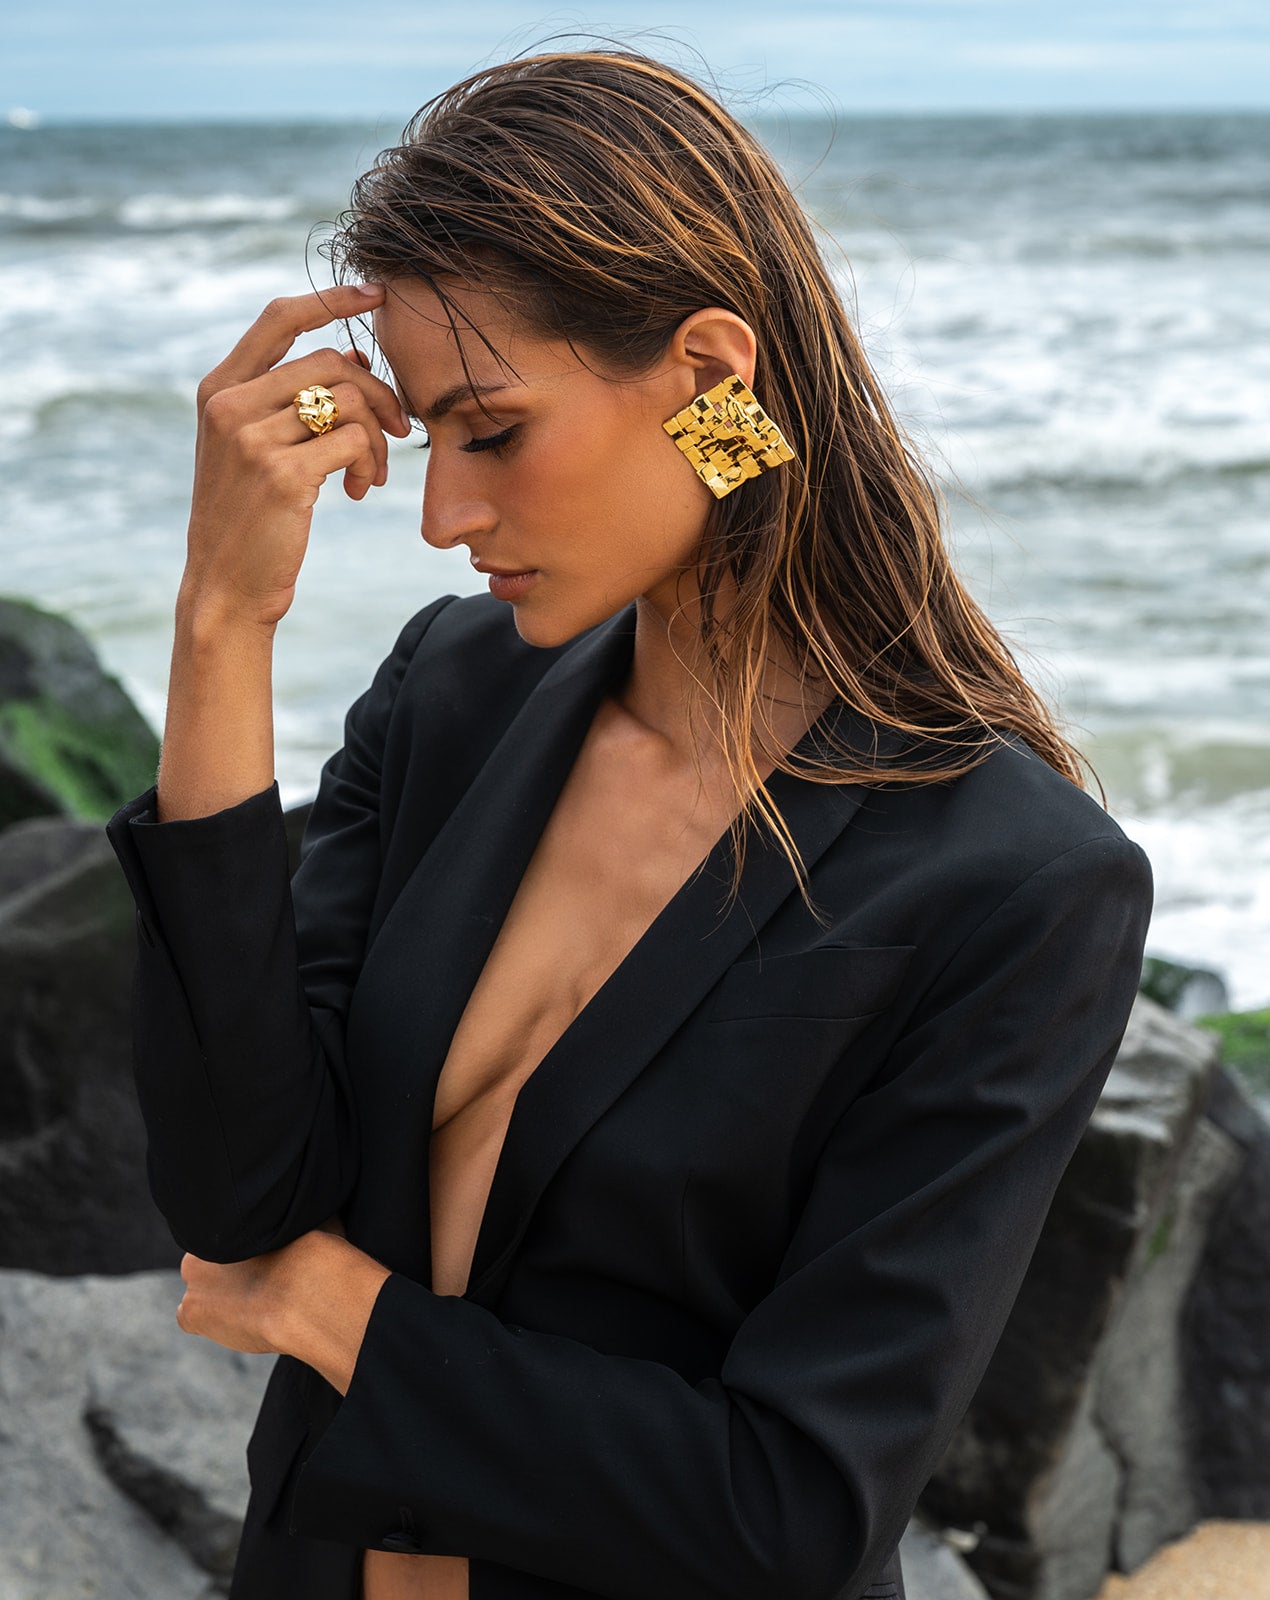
373, 276, 550, 385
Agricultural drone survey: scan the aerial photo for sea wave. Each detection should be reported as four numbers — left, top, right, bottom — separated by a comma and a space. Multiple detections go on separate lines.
1121, 787, 1270, 1012
0, 190, 305, 234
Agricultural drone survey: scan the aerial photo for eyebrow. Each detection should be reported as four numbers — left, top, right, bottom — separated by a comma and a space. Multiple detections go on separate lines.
417, 381, 512, 424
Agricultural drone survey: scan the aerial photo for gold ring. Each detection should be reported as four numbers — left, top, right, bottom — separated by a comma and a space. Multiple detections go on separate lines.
293, 385, 339, 436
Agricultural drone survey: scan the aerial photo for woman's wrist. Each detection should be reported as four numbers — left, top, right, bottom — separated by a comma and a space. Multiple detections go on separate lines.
270, 1231, 392, 1397
158, 580, 279, 820
174, 573, 281, 647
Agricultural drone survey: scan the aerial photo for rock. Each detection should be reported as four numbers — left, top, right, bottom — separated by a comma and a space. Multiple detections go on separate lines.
0, 1268, 271, 1598
1139, 955, 1231, 1022
917, 993, 1263, 1600
1191, 1009, 1270, 1114
0, 798, 319, 1277
0, 596, 160, 828
1180, 1064, 1270, 1519
900, 1514, 992, 1599
0, 816, 179, 1274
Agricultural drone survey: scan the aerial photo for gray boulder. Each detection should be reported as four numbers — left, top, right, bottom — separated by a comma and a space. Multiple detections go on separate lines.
0, 596, 160, 828
1181, 1063, 1270, 1519
918, 994, 1267, 1600
0, 816, 178, 1274
900, 1516, 992, 1599
0, 1268, 272, 1598
0, 799, 318, 1277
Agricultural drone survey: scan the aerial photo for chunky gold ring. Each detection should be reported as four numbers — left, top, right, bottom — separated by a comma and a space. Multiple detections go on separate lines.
293, 385, 339, 436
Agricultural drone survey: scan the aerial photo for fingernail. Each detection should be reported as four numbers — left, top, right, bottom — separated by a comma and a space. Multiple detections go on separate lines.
355, 282, 382, 297
398, 406, 411, 433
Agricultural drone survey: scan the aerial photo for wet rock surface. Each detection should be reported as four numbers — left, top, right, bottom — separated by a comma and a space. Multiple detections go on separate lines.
919, 995, 1270, 1600
0, 1269, 271, 1599
0, 596, 160, 829
0, 817, 178, 1274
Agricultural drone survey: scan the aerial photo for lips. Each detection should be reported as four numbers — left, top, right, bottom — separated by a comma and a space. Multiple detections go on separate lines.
470, 556, 536, 578
470, 559, 540, 603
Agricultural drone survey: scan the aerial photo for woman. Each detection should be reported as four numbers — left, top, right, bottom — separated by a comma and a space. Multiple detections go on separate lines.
106, 49, 1153, 1600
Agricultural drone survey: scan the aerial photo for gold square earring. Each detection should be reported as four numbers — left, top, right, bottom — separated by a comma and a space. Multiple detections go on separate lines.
662, 374, 796, 499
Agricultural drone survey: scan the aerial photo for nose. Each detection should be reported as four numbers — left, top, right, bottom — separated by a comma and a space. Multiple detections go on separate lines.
419, 454, 497, 552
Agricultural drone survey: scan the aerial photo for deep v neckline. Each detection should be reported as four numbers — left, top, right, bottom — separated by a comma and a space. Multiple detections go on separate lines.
347, 600, 881, 1306
426, 689, 769, 1297
440, 692, 766, 1101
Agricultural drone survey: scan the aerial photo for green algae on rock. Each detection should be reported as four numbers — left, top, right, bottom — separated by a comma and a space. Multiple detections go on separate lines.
0, 596, 160, 827
1193, 1010, 1270, 1105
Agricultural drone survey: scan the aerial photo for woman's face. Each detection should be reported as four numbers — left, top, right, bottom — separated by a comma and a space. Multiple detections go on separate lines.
373, 276, 725, 649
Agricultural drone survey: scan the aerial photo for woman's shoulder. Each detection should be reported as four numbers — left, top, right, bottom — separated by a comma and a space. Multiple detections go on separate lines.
895, 725, 1152, 909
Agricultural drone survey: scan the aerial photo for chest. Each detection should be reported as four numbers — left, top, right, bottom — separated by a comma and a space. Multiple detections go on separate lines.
425, 708, 740, 1293
434, 771, 726, 1120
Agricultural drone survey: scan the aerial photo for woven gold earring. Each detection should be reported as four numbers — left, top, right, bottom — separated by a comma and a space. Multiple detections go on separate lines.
662, 374, 796, 499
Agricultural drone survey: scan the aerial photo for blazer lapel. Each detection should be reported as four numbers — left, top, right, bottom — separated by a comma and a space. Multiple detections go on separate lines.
351, 604, 639, 1272
464, 734, 877, 1305
463, 681, 904, 1306
354, 600, 899, 1306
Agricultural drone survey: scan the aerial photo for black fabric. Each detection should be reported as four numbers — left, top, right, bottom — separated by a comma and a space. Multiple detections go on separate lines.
105, 591, 1153, 1600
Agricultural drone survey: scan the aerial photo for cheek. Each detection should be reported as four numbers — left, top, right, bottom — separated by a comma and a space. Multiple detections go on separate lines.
515, 412, 709, 574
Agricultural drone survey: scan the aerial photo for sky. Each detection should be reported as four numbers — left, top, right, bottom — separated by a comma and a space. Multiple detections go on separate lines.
3, 0, 1268, 121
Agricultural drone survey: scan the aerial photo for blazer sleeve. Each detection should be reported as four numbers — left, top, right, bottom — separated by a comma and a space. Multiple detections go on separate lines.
103, 594, 457, 1261
289, 832, 1152, 1600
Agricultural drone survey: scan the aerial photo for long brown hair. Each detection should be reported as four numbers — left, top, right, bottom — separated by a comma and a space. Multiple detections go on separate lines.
332, 48, 1095, 899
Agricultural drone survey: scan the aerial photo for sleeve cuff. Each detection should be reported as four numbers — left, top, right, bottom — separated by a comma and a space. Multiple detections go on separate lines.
104, 781, 288, 960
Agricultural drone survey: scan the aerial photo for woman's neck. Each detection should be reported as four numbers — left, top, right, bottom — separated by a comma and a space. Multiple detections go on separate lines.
618, 593, 833, 778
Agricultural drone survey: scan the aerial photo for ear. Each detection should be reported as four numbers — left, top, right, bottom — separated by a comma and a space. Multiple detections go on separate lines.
664, 308, 758, 402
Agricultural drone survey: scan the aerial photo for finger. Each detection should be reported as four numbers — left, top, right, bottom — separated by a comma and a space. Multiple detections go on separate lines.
262, 349, 411, 441
264, 380, 389, 485
205, 285, 385, 395
289, 420, 378, 493
236, 406, 380, 495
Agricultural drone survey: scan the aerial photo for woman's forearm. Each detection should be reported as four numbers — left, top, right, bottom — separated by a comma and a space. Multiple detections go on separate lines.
274, 1231, 393, 1396
175, 1230, 392, 1398
152, 283, 401, 825
157, 589, 278, 821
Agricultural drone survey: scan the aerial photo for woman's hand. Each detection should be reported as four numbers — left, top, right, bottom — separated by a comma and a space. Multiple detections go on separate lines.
156, 284, 414, 821
177, 1228, 392, 1396
183, 283, 413, 633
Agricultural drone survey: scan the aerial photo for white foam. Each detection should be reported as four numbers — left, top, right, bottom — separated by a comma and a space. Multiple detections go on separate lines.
1118, 793, 1270, 1012
118, 192, 298, 228
0, 193, 97, 221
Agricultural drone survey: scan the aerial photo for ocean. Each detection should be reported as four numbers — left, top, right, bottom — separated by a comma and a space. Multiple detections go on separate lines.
2, 112, 1267, 1008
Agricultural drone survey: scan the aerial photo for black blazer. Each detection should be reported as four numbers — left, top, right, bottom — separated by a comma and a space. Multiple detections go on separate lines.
106, 592, 1153, 1600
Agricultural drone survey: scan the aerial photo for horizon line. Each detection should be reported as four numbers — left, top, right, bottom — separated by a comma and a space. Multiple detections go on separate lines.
7, 103, 1270, 129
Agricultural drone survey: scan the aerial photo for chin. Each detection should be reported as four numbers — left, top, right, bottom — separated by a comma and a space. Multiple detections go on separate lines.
507, 591, 634, 651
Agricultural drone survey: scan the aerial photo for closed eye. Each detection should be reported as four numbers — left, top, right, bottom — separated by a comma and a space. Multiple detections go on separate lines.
461, 425, 519, 456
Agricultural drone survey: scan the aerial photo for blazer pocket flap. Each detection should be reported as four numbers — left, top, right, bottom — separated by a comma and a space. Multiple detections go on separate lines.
706, 943, 915, 1023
